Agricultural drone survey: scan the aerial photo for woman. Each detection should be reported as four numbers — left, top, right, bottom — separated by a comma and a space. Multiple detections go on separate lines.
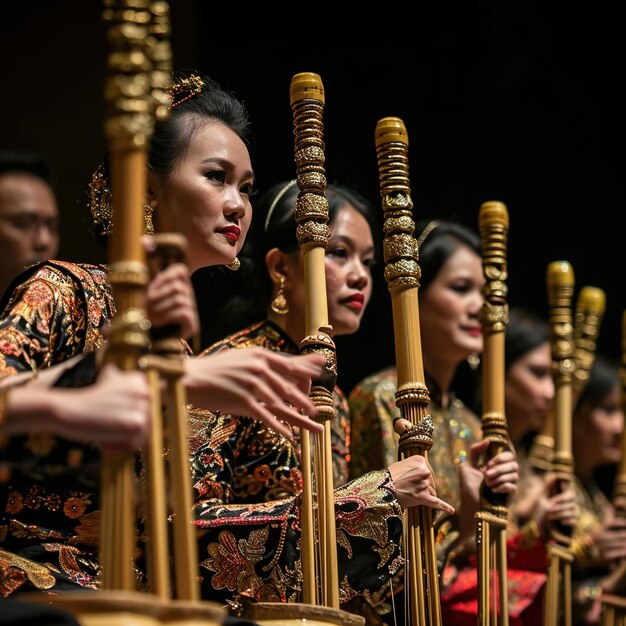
190, 179, 454, 611
569, 354, 626, 625
503, 306, 577, 533
0, 71, 326, 596
348, 219, 521, 621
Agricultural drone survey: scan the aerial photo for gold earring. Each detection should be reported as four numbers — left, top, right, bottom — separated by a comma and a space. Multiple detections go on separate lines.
226, 257, 241, 271
271, 275, 289, 314
144, 203, 155, 236
467, 353, 480, 370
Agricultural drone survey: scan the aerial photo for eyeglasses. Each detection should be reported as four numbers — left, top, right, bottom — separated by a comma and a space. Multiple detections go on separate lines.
0, 212, 60, 234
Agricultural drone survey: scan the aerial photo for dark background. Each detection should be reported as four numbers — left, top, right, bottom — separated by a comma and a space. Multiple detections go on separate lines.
2, 1, 624, 395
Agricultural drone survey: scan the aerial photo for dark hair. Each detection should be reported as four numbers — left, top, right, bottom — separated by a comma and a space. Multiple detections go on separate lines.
415, 219, 481, 295
149, 71, 251, 177
210, 180, 379, 337
505, 307, 550, 373
574, 353, 620, 417
0, 151, 53, 185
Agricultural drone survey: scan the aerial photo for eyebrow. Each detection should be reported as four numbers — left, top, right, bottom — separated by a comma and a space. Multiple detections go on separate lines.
199, 156, 255, 181
330, 234, 374, 254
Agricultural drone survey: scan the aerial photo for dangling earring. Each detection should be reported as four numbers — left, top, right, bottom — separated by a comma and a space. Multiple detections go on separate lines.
226, 257, 241, 271
144, 203, 155, 236
271, 275, 289, 314
467, 353, 481, 370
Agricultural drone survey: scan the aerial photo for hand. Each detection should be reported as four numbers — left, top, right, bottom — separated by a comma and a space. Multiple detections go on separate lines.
388, 455, 455, 514
144, 256, 199, 340
535, 474, 578, 533
183, 347, 326, 439
590, 510, 626, 564
53, 363, 151, 451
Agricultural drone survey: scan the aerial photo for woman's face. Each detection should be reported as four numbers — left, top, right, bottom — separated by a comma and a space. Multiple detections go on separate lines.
286, 204, 374, 337
505, 342, 554, 435
151, 121, 255, 273
576, 382, 624, 467
419, 244, 484, 367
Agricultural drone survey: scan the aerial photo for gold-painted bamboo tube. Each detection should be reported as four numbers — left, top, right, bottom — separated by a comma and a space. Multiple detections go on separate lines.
543, 260, 576, 626
374, 116, 441, 626
476, 201, 510, 626
290, 71, 339, 608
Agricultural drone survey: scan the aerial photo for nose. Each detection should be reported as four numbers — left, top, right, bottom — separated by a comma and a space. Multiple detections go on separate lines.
223, 185, 247, 221
468, 288, 484, 316
33, 222, 59, 253
347, 259, 370, 291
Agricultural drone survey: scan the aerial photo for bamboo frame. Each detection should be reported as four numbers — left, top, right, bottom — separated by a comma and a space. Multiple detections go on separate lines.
374, 116, 441, 626
290, 72, 340, 608
543, 261, 576, 626
476, 201, 510, 626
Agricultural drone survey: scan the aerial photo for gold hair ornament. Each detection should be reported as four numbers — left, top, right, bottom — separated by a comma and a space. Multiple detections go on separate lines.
264, 179, 297, 232
89, 163, 154, 236
168, 74, 204, 109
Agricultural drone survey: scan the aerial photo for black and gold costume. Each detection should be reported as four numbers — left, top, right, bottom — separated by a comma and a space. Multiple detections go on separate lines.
0, 264, 406, 608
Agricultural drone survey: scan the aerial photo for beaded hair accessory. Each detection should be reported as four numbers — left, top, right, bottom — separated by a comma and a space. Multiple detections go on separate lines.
416, 220, 439, 249
89, 163, 154, 236
264, 179, 298, 232
168, 73, 204, 109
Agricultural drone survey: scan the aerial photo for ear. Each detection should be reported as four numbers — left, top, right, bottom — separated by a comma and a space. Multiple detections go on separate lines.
146, 170, 159, 209
265, 248, 293, 289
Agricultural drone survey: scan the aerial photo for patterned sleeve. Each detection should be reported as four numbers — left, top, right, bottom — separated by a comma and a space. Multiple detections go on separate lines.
348, 372, 400, 480
0, 265, 87, 377
194, 469, 403, 606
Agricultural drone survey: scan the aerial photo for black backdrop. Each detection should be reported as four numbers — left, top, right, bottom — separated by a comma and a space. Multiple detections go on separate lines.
1, 1, 624, 395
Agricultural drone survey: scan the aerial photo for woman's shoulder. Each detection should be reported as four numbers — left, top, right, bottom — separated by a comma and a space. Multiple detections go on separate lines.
199, 320, 295, 357
350, 366, 398, 398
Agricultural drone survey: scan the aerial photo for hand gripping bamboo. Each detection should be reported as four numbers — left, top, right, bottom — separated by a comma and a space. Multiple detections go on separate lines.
375, 116, 441, 626
476, 201, 510, 626
544, 261, 576, 626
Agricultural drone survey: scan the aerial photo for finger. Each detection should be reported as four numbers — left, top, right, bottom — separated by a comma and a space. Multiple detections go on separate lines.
425, 494, 455, 515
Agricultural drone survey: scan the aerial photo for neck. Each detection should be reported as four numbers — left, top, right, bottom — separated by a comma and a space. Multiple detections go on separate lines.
266, 310, 305, 346
422, 353, 456, 409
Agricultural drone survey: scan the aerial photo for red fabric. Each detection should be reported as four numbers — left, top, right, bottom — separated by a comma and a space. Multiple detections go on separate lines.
441, 534, 548, 625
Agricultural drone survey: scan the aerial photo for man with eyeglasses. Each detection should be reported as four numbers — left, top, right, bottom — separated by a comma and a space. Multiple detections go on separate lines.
0, 152, 60, 299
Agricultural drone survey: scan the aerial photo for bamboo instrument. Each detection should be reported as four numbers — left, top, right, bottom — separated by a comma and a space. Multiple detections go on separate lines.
99, 0, 158, 592
374, 116, 441, 626
290, 71, 339, 609
140, 233, 200, 602
543, 261, 576, 626
240, 72, 363, 626
601, 309, 626, 625
572, 286, 606, 404
476, 201, 510, 626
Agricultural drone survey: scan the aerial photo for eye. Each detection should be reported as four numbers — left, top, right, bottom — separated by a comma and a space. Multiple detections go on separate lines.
205, 170, 226, 183
240, 180, 258, 197
7, 215, 38, 230
326, 247, 347, 260
363, 256, 376, 269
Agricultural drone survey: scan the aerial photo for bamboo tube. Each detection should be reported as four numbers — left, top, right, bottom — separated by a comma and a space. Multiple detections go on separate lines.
543, 260, 576, 626
374, 116, 441, 626
99, 0, 156, 591
476, 201, 510, 626
290, 71, 339, 608
140, 233, 200, 601
572, 286, 606, 404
